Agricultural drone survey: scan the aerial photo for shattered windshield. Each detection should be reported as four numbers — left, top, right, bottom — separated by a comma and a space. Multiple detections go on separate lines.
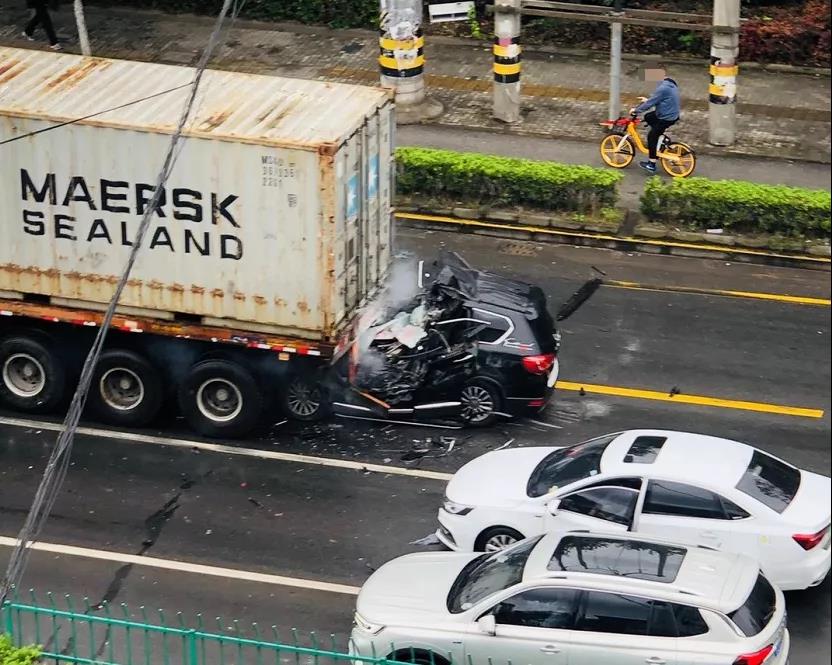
447, 536, 543, 613
527, 434, 619, 497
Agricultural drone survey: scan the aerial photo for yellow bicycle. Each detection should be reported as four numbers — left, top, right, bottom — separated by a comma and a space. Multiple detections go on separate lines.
599, 113, 696, 177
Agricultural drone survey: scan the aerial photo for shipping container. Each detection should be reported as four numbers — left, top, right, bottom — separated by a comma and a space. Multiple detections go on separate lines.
0, 46, 394, 340
0, 47, 395, 436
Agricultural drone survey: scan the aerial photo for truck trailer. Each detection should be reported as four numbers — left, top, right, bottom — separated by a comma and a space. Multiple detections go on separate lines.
0, 47, 394, 437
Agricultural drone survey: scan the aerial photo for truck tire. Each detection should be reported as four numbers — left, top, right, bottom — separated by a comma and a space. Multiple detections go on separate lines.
281, 373, 329, 421
0, 335, 66, 413
88, 349, 163, 428
178, 359, 263, 438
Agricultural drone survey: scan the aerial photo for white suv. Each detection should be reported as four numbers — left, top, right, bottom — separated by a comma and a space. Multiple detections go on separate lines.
436, 429, 831, 590
351, 532, 789, 665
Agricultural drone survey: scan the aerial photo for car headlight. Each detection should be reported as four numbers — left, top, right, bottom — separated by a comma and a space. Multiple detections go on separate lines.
354, 611, 385, 635
443, 499, 473, 516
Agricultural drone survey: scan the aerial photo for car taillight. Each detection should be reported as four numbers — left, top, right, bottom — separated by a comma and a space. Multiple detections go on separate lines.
522, 353, 556, 375
793, 526, 828, 550
733, 645, 773, 665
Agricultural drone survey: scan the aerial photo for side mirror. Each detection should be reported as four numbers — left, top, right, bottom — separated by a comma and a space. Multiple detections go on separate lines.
546, 499, 561, 515
477, 614, 496, 636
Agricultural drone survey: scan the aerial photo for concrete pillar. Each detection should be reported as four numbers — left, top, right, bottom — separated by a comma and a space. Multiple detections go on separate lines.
609, 21, 623, 120
709, 0, 740, 145
74, 0, 92, 56
493, 0, 522, 124
378, 0, 426, 106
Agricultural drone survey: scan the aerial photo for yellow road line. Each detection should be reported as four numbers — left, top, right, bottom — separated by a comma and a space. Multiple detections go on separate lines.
605, 280, 831, 307
395, 212, 832, 264
555, 381, 825, 419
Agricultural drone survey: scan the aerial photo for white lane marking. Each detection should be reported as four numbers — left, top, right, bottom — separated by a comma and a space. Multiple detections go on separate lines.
0, 536, 361, 596
0, 415, 453, 482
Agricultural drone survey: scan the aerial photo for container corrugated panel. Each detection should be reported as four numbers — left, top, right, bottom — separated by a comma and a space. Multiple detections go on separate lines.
0, 47, 395, 341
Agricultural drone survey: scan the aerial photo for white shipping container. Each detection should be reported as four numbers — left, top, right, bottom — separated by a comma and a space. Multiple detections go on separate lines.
0, 47, 395, 342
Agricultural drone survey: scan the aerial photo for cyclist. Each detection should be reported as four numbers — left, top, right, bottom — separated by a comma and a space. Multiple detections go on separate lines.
630, 64, 680, 174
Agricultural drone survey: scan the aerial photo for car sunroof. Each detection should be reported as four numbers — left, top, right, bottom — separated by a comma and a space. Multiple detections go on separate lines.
623, 436, 667, 464
548, 536, 687, 582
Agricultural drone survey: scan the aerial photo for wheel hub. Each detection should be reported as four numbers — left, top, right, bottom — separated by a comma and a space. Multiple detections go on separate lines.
100, 367, 144, 411
287, 379, 321, 418
197, 378, 243, 422
2, 353, 46, 398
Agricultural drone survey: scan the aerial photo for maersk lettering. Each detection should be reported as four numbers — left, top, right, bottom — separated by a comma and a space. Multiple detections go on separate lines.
19, 169, 243, 260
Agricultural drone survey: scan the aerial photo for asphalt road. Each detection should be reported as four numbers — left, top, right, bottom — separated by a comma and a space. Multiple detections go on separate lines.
1, 229, 830, 664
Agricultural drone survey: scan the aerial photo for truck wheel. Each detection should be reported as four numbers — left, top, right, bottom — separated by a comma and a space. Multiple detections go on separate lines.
281, 374, 328, 422
178, 359, 263, 438
88, 349, 163, 428
0, 335, 66, 413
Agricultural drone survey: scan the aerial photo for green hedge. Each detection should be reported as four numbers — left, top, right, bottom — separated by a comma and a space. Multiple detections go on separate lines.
86, 0, 378, 28
0, 635, 40, 665
640, 176, 831, 238
396, 147, 621, 213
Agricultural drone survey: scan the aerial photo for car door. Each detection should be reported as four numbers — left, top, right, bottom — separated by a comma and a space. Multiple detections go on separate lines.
568, 591, 679, 665
546, 485, 640, 534
463, 588, 579, 665
635, 479, 750, 554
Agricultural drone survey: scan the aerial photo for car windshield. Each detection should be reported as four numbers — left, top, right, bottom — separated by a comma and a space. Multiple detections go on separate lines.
447, 536, 542, 613
527, 434, 619, 497
736, 450, 801, 514
728, 573, 777, 636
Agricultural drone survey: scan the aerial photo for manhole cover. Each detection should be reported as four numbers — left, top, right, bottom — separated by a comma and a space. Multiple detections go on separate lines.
499, 242, 539, 257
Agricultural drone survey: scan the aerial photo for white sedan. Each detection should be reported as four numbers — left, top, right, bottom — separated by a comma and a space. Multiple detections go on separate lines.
436, 429, 831, 591
352, 531, 789, 665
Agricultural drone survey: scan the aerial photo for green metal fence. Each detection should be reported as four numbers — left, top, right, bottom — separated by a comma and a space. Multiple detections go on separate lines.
1, 591, 399, 665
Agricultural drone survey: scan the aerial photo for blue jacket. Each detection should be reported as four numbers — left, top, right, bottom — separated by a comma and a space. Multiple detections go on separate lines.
635, 78, 680, 121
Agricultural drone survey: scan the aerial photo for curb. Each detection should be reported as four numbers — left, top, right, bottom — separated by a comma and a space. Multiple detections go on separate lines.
395, 211, 831, 272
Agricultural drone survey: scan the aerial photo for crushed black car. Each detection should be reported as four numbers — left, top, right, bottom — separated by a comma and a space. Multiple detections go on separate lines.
330, 252, 564, 426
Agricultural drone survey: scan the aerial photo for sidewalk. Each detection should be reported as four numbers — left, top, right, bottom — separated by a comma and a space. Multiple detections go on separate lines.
1, 5, 830, 163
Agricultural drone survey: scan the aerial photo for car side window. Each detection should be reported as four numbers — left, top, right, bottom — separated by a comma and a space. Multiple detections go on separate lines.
643, 480, 733, 520
559, 487, 638, 526
579, 477, 643, 491
471, 309, 512, 344
574, 591, 651, 636
492, 588, 580, 629
673, 604, 710, 637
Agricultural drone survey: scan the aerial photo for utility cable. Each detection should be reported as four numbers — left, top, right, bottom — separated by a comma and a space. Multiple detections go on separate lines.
0, 0, 236, 604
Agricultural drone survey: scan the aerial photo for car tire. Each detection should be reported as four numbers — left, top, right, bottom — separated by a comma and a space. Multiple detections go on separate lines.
0, 335, 66, 413
281, 373, 329, 422
460, 378, 503, 427
178, 359, 263, 438
388, 650, 450, 665
475, 526, 525, 553
88, 349, 163, 428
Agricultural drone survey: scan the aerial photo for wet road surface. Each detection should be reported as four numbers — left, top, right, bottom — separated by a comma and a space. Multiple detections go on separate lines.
1, 228, 829, 664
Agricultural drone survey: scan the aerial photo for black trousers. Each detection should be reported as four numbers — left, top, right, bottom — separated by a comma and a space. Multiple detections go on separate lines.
25, 3, 58, 46
644, 111, 678, 159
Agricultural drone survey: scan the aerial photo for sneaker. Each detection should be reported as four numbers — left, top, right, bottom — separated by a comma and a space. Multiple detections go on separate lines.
22, 31, 35, 41
49, 43, 62, 51
639, 160, 657, 173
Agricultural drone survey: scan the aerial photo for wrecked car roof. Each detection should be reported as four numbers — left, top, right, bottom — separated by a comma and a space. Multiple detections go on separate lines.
432, 252, 550, 319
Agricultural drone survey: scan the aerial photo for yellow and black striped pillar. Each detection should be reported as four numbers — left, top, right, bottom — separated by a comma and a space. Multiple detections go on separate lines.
378, 27, 425, 106
709, 0, 740, 145
493, 0, 522, 123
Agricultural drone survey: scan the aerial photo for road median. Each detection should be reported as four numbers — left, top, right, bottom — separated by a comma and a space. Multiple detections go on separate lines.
396, 147, 831, 270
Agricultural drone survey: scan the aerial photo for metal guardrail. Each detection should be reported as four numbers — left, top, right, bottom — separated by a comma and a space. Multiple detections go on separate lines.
1, 592, 402, 665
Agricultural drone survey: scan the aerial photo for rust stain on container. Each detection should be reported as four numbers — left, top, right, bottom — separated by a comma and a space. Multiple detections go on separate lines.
45, 59, 110, 91
0, 59, 24, 84
297, 300, 310, 314
198, 109, 232, 132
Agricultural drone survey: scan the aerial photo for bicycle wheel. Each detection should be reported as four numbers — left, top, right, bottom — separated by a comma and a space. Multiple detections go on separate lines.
600, 134, 634, 168
660, 142, 696, 177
